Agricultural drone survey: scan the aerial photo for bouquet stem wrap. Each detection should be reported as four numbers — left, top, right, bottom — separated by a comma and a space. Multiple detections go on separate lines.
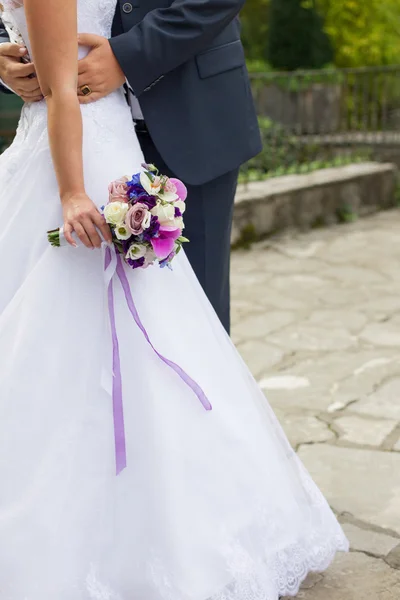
102, 243, 212, 475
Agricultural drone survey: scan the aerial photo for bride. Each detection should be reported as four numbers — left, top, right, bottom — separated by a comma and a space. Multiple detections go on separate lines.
0, 0, 348, 598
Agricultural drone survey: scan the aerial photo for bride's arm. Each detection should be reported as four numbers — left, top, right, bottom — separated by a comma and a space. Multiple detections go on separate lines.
24, 0, 111, 248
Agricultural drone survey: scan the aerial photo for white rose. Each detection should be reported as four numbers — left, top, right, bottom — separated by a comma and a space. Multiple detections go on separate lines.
174, 200, 186, 215
115, 223, 132, 240
140, 171, 161, 196
126, 243, 147, 261
172, 216, 184, 230
104, 201, 129, 226
151, 203, 175, 225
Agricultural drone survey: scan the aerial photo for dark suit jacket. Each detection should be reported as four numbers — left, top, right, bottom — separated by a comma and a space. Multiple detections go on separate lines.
1, 0, 262, 185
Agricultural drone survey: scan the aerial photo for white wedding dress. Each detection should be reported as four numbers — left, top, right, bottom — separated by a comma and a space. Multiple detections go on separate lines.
0, 1, 348, 598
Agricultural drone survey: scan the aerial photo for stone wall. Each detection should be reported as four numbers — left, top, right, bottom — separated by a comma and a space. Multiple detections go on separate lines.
255, 83, 341, 134
232, 162, 398, 245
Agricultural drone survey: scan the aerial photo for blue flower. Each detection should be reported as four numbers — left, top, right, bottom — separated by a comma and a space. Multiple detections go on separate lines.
127, 173, 141, 188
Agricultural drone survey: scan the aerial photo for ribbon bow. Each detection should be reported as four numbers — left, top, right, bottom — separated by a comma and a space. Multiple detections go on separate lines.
101, 243, 212, 475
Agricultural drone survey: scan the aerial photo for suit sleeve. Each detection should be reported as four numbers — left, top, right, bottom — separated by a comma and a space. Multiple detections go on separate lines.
109, 0, 245, 97
0, 19, 13, 94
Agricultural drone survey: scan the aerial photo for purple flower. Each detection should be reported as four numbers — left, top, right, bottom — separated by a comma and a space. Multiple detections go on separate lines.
128, 189, 157, 210
143, 215, 160, 241
136, 193, 157, 210
126, 256, 146, 269
126, 172, 158, 209
174, 207, 182, 218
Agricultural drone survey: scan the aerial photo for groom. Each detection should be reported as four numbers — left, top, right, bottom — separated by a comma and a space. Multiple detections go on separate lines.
0, 0, 261, 333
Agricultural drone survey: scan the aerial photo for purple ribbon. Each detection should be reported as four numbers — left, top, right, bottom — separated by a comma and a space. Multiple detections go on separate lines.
104, 245, 212, 475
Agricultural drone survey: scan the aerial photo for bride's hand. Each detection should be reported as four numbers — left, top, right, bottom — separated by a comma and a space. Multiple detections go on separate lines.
62, 192, 113, 249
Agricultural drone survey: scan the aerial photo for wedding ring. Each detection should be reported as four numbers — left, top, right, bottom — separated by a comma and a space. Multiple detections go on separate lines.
80, 85, 92, 96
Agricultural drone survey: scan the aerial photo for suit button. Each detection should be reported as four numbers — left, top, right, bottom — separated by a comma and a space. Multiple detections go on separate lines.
122, 2, 133, 12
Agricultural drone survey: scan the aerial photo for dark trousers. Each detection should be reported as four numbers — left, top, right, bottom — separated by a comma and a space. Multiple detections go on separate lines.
137, 128, 238, 334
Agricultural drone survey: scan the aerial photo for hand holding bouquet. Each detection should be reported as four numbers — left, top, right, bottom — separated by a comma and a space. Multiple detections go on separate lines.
47, 165, 208, 476
48, 164, 189, 270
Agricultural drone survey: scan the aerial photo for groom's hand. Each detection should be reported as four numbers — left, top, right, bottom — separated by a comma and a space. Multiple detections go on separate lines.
77, 33, 125, 104
0, 43, 42, 102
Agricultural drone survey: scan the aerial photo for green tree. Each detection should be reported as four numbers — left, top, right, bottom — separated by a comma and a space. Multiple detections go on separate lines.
317, 0, 400, 67
267, 0, 333, 70
241, 0, 270, 63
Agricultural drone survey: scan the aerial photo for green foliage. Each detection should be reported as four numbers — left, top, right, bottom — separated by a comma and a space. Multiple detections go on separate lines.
395, 184, 400, 207
231, 224, 258, 250
241, 0, 270, 61
242, 0, 400, 70
246, 59, 272, 74
267, 0, 333, 70
336, 204, 358, 223
239, 118, 372, 182
316, 0, 400, 67
241, 117, 303, 176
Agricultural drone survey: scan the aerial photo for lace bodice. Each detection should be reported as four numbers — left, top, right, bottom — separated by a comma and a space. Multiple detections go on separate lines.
0, 0, 118, 57
0, 0, 137, 180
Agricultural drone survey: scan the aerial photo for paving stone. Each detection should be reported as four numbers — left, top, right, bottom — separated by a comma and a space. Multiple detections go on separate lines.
298, 445, 400, 535
282, 552, 400, 599
335, 415, 398, 446
248, 286, 308, 310
322, 264, 387, 285
360, 322, 400, 348
386, 543, 400, 569
360, 296, 400, 318
270, 273, 331, 294
351, 378, 400, 420
328, 355, 400, 412
231, 311, 295, 342
230, 211, 400, 600
261, 350, 398, 412
267, 323, 356, 352
307, 309, 367, 334
273, 409, 335, 448
316, 284, 373, 307
313, 229, 387, 264
236, 340, 284, 377
341, 522, 400, 557
259, 375, 310, 391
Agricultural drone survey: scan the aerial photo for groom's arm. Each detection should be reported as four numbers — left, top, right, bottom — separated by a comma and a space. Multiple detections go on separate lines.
109, 0, 245, 97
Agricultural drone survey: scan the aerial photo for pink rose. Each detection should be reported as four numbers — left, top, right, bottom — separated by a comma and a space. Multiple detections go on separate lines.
126, 203, 149, 236
108, 176, 129, 203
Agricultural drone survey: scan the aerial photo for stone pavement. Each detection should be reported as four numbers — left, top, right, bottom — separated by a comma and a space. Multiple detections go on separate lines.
231, 209, 400, 600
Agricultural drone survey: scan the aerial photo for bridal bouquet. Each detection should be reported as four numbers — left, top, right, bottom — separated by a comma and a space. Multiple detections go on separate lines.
48, 164, 188, 270
48, 165, 208, 476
